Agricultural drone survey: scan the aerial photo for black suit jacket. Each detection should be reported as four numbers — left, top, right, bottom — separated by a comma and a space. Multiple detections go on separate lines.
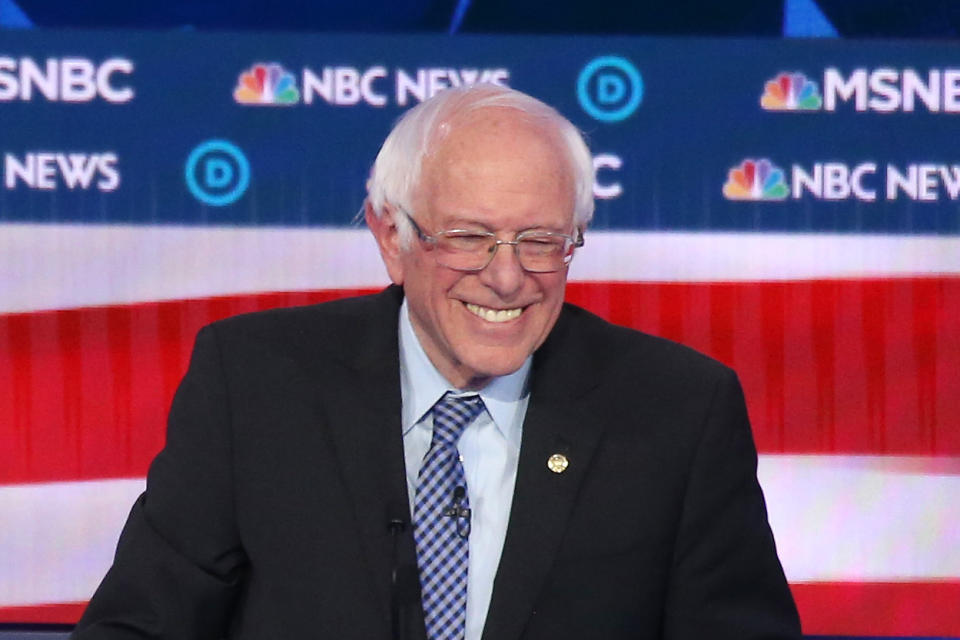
75, 286, 801, 639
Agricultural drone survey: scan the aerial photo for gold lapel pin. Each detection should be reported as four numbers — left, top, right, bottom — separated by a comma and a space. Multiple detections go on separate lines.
547, 453, 569, 474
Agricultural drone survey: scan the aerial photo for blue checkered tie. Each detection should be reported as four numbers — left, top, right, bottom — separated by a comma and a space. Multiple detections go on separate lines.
414, 392, 484, 640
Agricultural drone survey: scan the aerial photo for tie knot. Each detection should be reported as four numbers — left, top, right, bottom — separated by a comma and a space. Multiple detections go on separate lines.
431, 392, 484, 447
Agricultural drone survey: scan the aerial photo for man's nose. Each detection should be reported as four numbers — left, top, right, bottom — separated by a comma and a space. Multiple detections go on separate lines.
478, 242, 525, 297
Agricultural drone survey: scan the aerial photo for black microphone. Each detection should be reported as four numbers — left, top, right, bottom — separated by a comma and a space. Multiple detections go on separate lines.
445, 485, 471, 538
387, 515, 407, 640
386, 512, 420, 640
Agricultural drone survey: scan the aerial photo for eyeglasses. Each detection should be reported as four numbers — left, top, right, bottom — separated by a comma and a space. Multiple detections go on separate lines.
402, 210, 584, 273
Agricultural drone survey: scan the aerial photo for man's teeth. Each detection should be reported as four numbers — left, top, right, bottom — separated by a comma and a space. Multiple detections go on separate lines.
465, 303, 523, 323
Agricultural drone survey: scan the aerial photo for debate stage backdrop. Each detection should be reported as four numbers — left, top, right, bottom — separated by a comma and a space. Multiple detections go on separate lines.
1, 28, 958, 638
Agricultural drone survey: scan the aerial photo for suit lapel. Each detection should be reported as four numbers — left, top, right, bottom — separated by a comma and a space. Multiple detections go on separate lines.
309, 287, 425, 639
307, 293, 606, 640
481, 307, 606, 640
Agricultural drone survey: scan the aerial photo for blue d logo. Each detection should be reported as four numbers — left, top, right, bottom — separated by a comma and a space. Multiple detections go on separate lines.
577, 56, 643, 123
185, 139, 250, 206
204, 158, 234, 189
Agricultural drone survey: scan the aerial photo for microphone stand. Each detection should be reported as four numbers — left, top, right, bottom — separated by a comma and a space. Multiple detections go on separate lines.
388, 517, 407, 640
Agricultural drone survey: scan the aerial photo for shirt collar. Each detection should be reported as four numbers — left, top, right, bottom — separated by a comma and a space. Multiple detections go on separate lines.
398, 298, 529, 448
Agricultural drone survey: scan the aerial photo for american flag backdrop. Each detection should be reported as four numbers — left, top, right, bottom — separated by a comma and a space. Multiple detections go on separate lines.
2, 225, 958, 636
1, 28, 959, 639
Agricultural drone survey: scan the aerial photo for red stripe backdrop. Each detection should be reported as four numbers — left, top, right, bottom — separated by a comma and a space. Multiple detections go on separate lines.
3, 278, 958, 485
790, 581, 960, 636
3, 278, 959, 485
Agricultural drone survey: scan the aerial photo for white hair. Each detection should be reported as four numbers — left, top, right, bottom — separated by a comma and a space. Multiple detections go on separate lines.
365, 83, 594, 247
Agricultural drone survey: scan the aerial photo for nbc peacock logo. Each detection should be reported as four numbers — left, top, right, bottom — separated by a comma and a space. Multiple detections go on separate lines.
234, 63, 300, 105
723, 158, 790, 201
760, 72, 822, 111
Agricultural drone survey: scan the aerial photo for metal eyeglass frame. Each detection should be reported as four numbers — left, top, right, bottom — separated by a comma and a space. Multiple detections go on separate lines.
401, 209, 584, 273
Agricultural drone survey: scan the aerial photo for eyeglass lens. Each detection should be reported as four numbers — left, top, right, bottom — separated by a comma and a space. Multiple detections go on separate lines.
434, 235, 572, 272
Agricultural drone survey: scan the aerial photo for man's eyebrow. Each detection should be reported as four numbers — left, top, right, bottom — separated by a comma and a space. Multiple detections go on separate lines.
439, 215, 570, 234
435, 216, 495, 231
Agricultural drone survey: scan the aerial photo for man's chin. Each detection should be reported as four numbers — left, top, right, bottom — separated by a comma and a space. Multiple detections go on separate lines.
455, 349, 531, 388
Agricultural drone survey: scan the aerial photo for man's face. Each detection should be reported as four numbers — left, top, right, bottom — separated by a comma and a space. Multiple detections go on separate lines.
374, 110, 577, 389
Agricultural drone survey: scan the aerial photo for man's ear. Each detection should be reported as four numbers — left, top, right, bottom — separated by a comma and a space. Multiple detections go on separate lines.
365, 201, 405, 285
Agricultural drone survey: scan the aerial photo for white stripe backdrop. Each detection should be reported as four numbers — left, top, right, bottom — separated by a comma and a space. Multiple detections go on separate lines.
1, 457, 958, 607
3, 224, 960, 313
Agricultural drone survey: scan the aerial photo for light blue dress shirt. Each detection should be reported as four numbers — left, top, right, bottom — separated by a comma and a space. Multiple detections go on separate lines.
398, 299, 530, 640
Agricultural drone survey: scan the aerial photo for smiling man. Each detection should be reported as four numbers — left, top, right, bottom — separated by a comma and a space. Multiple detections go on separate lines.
366, 95, 583, 390
75, 85, 801, 640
